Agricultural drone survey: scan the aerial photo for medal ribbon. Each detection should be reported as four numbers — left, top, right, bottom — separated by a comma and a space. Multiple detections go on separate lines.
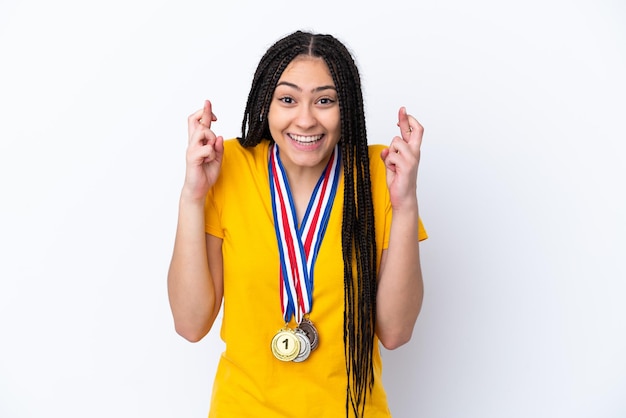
269, 144, 340, 324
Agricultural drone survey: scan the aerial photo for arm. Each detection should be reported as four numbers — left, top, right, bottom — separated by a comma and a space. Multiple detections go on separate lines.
168, 204, 224, 342
376, 107, 424, 350
167, 100, 225, 342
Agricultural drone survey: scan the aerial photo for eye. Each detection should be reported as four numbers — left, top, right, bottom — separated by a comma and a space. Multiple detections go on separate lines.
278, 96, 294, 104
318, 97, 336, 105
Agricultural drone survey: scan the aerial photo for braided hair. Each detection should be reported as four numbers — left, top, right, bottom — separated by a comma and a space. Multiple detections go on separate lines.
239, 31, 377, 418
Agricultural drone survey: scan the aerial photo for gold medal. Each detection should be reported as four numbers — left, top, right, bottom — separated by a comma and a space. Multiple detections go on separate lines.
271, 328, 300, 361
298, 317, 319, 351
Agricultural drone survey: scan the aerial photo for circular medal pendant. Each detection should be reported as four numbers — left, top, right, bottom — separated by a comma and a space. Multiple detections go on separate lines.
292, 329, 311, 363
271, 328, 300, 361
298, 318, 319, 351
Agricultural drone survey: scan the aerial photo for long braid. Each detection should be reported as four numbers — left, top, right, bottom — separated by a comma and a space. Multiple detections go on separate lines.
331, 46, 377, 417
239, 31, 378, 418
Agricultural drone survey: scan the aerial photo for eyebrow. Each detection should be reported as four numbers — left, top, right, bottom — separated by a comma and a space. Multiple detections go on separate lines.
276, 81, 337, 93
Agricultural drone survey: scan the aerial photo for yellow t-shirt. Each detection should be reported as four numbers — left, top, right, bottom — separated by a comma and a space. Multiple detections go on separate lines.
205, 139, 427, 417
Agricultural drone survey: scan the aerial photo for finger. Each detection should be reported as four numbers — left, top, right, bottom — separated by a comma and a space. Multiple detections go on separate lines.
213, 135, 225, 155
387, 135, 422, 173
191, 123, 217, 147
202, 135, 225, 164
203, 136, 225, 165
186, 141, 212, 166
380, 147, 390, 161
188, 135, 219, 167
404, 115, 424, 151
389, 136, 408, 156
199, 100, 218, 128
188, 108, 204, 137
397, 107, 412, 141
380, 146, 398, 173
188, 101, 219, 143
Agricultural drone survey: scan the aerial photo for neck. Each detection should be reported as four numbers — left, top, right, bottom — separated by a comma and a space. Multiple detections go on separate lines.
272, 145, 335, 225
283, 163, 325, 190
285, 165, 326, 225
274, 145, 334, 198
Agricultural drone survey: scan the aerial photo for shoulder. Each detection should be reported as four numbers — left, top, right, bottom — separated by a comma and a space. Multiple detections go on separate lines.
365, 144, 390, 202
222, 137, 267, 156
222, 138, 270, 166
367, 144, 388, 177
368, 143, 388, 156
213, 139, 271, 191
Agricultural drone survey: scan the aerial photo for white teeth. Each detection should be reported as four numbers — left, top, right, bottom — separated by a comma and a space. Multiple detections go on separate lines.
290, 134, 322, 143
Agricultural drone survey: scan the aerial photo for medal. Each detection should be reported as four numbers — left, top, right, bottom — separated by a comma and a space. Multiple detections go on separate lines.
271, 328, 301, 361
298, 317, 319, 351
269, 144, 340, 362
293, 329, 312, 362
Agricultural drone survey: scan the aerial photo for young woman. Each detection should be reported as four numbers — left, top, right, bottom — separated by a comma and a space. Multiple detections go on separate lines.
168, 30, 427, 417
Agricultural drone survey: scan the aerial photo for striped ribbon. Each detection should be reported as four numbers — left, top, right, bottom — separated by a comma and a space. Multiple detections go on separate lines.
269, 144, 341, 324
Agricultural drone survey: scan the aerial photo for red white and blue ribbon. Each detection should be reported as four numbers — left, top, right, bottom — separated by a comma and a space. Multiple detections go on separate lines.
269, 144, 340, 324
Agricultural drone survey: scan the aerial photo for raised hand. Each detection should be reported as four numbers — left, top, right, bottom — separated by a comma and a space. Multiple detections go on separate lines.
380, 106, 424, 209
183, 100, 224, 201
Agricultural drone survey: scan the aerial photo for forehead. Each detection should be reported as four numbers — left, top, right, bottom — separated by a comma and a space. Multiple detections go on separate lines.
278, 55, 334, 84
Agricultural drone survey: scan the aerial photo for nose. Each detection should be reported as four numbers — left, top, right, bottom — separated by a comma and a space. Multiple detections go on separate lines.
295, 104, 317, 130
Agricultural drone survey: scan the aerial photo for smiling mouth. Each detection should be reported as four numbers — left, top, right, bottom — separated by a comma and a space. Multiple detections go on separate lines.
289, 134, 323, 144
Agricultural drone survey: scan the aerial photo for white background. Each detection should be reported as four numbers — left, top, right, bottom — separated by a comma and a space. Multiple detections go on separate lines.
1, 0, 625, 417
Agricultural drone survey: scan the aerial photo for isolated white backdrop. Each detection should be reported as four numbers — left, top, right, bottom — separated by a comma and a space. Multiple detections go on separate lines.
1, 0, 625, 417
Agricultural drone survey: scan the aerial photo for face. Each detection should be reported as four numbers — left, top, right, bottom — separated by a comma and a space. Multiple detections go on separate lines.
267, 55, 341, 176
